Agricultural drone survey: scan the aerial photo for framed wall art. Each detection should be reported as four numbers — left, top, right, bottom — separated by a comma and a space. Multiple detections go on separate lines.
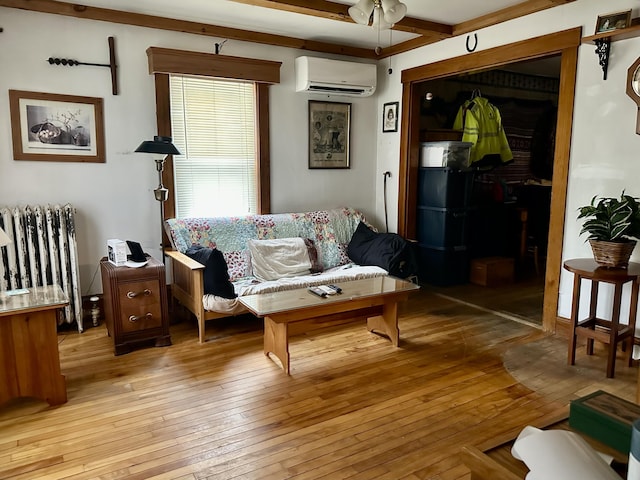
9, 90, 105, 163
308, 100, 351, 169
595, 10, 631, 34
383, 102, 399, 132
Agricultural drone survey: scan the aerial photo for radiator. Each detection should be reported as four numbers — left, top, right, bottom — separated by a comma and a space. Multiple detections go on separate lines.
0, 204, 83, 332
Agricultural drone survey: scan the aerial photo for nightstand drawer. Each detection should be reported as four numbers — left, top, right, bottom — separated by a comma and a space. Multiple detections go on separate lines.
100, 256, 171, 355
117, 280, 163, 333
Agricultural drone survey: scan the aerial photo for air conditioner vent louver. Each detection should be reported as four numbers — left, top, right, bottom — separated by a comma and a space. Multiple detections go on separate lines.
308, 85, 367, 95
295, 56, 376, 97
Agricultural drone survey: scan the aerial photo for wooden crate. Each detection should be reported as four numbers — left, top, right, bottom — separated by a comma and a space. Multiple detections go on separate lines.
470, 256, 514, 287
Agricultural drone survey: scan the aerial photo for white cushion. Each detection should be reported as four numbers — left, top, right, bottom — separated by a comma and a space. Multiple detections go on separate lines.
248, 238, 312, 281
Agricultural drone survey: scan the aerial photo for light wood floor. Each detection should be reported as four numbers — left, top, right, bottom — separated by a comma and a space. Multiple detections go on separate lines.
0, 287, 636, 480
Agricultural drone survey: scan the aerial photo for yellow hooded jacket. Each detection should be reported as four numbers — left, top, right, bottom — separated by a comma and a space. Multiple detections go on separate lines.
453, 97, 513, 166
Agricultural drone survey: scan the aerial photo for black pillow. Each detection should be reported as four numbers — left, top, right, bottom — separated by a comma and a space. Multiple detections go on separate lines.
347, 222, 418, 279
185, 245, 237, 299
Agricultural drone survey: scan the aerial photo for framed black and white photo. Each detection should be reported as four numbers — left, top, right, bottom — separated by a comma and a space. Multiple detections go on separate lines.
383, 102, 399, 133
9, 90, 105, 163
308, 100, 351, 169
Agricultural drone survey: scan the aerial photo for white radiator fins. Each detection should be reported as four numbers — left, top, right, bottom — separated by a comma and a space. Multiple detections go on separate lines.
0, 204, 83, 332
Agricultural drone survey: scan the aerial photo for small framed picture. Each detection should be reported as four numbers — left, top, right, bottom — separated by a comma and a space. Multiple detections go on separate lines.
9, 90, 105, 163
383, 102, 399, 133
595, 10, 631, 34
308, 100, 351, 169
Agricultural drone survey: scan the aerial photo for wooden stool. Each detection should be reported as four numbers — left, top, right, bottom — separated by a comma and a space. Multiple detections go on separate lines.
564, 258, 640, 378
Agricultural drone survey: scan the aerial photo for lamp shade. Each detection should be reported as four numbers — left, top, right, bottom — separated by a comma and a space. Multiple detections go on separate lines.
135, 136, 181, 155
348, 0, 374, 25
372, 6, 393, 30
381, 0, 407, 24
0, 226, 10, 248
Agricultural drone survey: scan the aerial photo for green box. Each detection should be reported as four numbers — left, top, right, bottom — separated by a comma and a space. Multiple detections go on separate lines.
569, 390, 640, 454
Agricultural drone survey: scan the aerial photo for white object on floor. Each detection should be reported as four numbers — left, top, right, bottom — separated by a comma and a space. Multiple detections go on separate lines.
510, 426, 620, 480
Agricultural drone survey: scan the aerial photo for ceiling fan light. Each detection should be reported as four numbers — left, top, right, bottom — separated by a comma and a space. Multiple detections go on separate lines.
348, 0, 375, 25
372, 6, 393, 30
381, 0, 407, 25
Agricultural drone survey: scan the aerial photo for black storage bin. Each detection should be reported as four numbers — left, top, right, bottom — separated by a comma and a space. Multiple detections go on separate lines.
417, 244, 469, 286
417, 206, 470, 248
417, 167, 474, 209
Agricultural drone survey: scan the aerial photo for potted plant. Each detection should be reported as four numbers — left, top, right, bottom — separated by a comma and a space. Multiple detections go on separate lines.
578, 190, 640, 267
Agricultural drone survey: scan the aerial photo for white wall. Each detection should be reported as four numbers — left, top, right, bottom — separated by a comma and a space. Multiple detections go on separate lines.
4, 1, 640, 318
375, 0, 640, 319
0, 7, 378, 295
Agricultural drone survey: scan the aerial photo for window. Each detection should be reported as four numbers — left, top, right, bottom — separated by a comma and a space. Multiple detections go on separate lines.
146, 46, 281, 222
169, 76, 257, 217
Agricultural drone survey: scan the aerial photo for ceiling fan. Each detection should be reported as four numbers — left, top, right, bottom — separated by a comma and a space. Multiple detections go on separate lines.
348, 0, 408, 30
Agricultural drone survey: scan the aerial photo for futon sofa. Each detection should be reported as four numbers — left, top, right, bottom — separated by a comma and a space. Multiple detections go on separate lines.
164, 207, 389, 342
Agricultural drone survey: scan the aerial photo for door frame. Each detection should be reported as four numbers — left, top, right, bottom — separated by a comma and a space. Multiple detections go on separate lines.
397, 27, 582, 332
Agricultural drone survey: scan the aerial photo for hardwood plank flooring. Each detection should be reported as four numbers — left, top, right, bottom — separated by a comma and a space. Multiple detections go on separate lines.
0, 287, 635, 479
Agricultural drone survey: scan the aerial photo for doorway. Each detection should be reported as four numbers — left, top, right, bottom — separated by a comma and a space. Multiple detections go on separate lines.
414, 57, 561, 326
397, 28, 582, 332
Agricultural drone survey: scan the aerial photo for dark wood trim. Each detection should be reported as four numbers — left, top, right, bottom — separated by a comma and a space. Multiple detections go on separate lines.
228, 0, 453, 37
256, 83, 271, 214
147, 47, 282, 84
0, 0, 575, 59
401, 28, 582, 84
153, 74, 174, 247
543, 44, 579, 333
0, 0, 377, 59
453, 0, 577, 36
398, 27, 582, 332
150, 54, 274, 222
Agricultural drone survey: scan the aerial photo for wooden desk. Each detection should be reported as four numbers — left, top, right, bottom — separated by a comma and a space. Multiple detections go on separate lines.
564, 258, 640, 378
0, 285, 69, 406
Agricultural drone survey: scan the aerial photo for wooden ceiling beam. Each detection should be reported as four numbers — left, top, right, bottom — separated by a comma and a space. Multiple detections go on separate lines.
229, 0, 453, 37
453, 0, 577, 36
0, 0, 576, 59
0, 0, 378, 59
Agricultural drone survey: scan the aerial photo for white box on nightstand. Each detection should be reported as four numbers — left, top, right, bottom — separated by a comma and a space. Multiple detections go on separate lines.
107, 239, 127, 266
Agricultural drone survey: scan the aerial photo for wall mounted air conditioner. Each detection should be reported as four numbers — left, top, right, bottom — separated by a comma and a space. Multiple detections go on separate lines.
295, 56, 377, 97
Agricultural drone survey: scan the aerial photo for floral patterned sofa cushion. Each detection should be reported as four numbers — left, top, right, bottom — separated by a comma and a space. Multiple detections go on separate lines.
165, 207, 369, 281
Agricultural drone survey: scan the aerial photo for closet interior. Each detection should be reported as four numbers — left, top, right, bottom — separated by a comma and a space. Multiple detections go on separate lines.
415, 55, 561, 322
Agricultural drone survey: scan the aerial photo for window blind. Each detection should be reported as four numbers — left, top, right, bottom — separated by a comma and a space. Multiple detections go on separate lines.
169, 75, 257, 218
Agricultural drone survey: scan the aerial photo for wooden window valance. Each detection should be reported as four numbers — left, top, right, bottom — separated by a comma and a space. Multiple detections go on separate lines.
146, 47, 282, 84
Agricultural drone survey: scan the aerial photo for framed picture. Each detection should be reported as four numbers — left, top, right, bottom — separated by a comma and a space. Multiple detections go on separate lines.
595, 10, 631, 34
9, 90, 105, 163
308, 100, 351, 169
383, 102, 399, 132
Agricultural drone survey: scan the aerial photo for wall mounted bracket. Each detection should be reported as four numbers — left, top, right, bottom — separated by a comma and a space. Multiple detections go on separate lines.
47, 36, 118, 95
594, 37, 610, 80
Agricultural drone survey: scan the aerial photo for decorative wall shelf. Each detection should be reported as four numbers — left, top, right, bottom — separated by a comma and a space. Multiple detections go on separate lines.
582, 22, 640, 80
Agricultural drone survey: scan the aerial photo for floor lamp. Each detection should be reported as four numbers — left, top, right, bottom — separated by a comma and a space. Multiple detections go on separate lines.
135, 136, 181, 259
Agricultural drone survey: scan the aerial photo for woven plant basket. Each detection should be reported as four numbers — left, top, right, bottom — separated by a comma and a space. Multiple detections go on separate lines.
589, 239, 636, 268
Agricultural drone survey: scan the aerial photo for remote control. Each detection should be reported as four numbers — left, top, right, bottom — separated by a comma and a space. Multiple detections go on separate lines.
308, 286, 327, 298
327, 284, 342, 293
317, 285, 337, 295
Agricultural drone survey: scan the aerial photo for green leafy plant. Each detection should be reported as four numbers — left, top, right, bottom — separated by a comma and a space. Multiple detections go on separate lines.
578, 191, 640, 242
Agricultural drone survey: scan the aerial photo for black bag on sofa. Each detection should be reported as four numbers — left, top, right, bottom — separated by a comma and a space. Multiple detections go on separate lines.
185, 244, 237, 299
347, 222, 418, 279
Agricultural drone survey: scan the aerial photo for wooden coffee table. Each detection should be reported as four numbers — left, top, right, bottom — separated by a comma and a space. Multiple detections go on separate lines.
239, 276, 419, 374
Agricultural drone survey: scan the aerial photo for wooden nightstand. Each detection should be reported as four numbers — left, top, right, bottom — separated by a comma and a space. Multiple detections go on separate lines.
100, 256, 171, 355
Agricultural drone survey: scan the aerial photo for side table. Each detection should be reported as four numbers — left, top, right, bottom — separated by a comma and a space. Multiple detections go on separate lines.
0, 285, 69, 406
100, 256, 171, 355
563, 258, 640, 378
